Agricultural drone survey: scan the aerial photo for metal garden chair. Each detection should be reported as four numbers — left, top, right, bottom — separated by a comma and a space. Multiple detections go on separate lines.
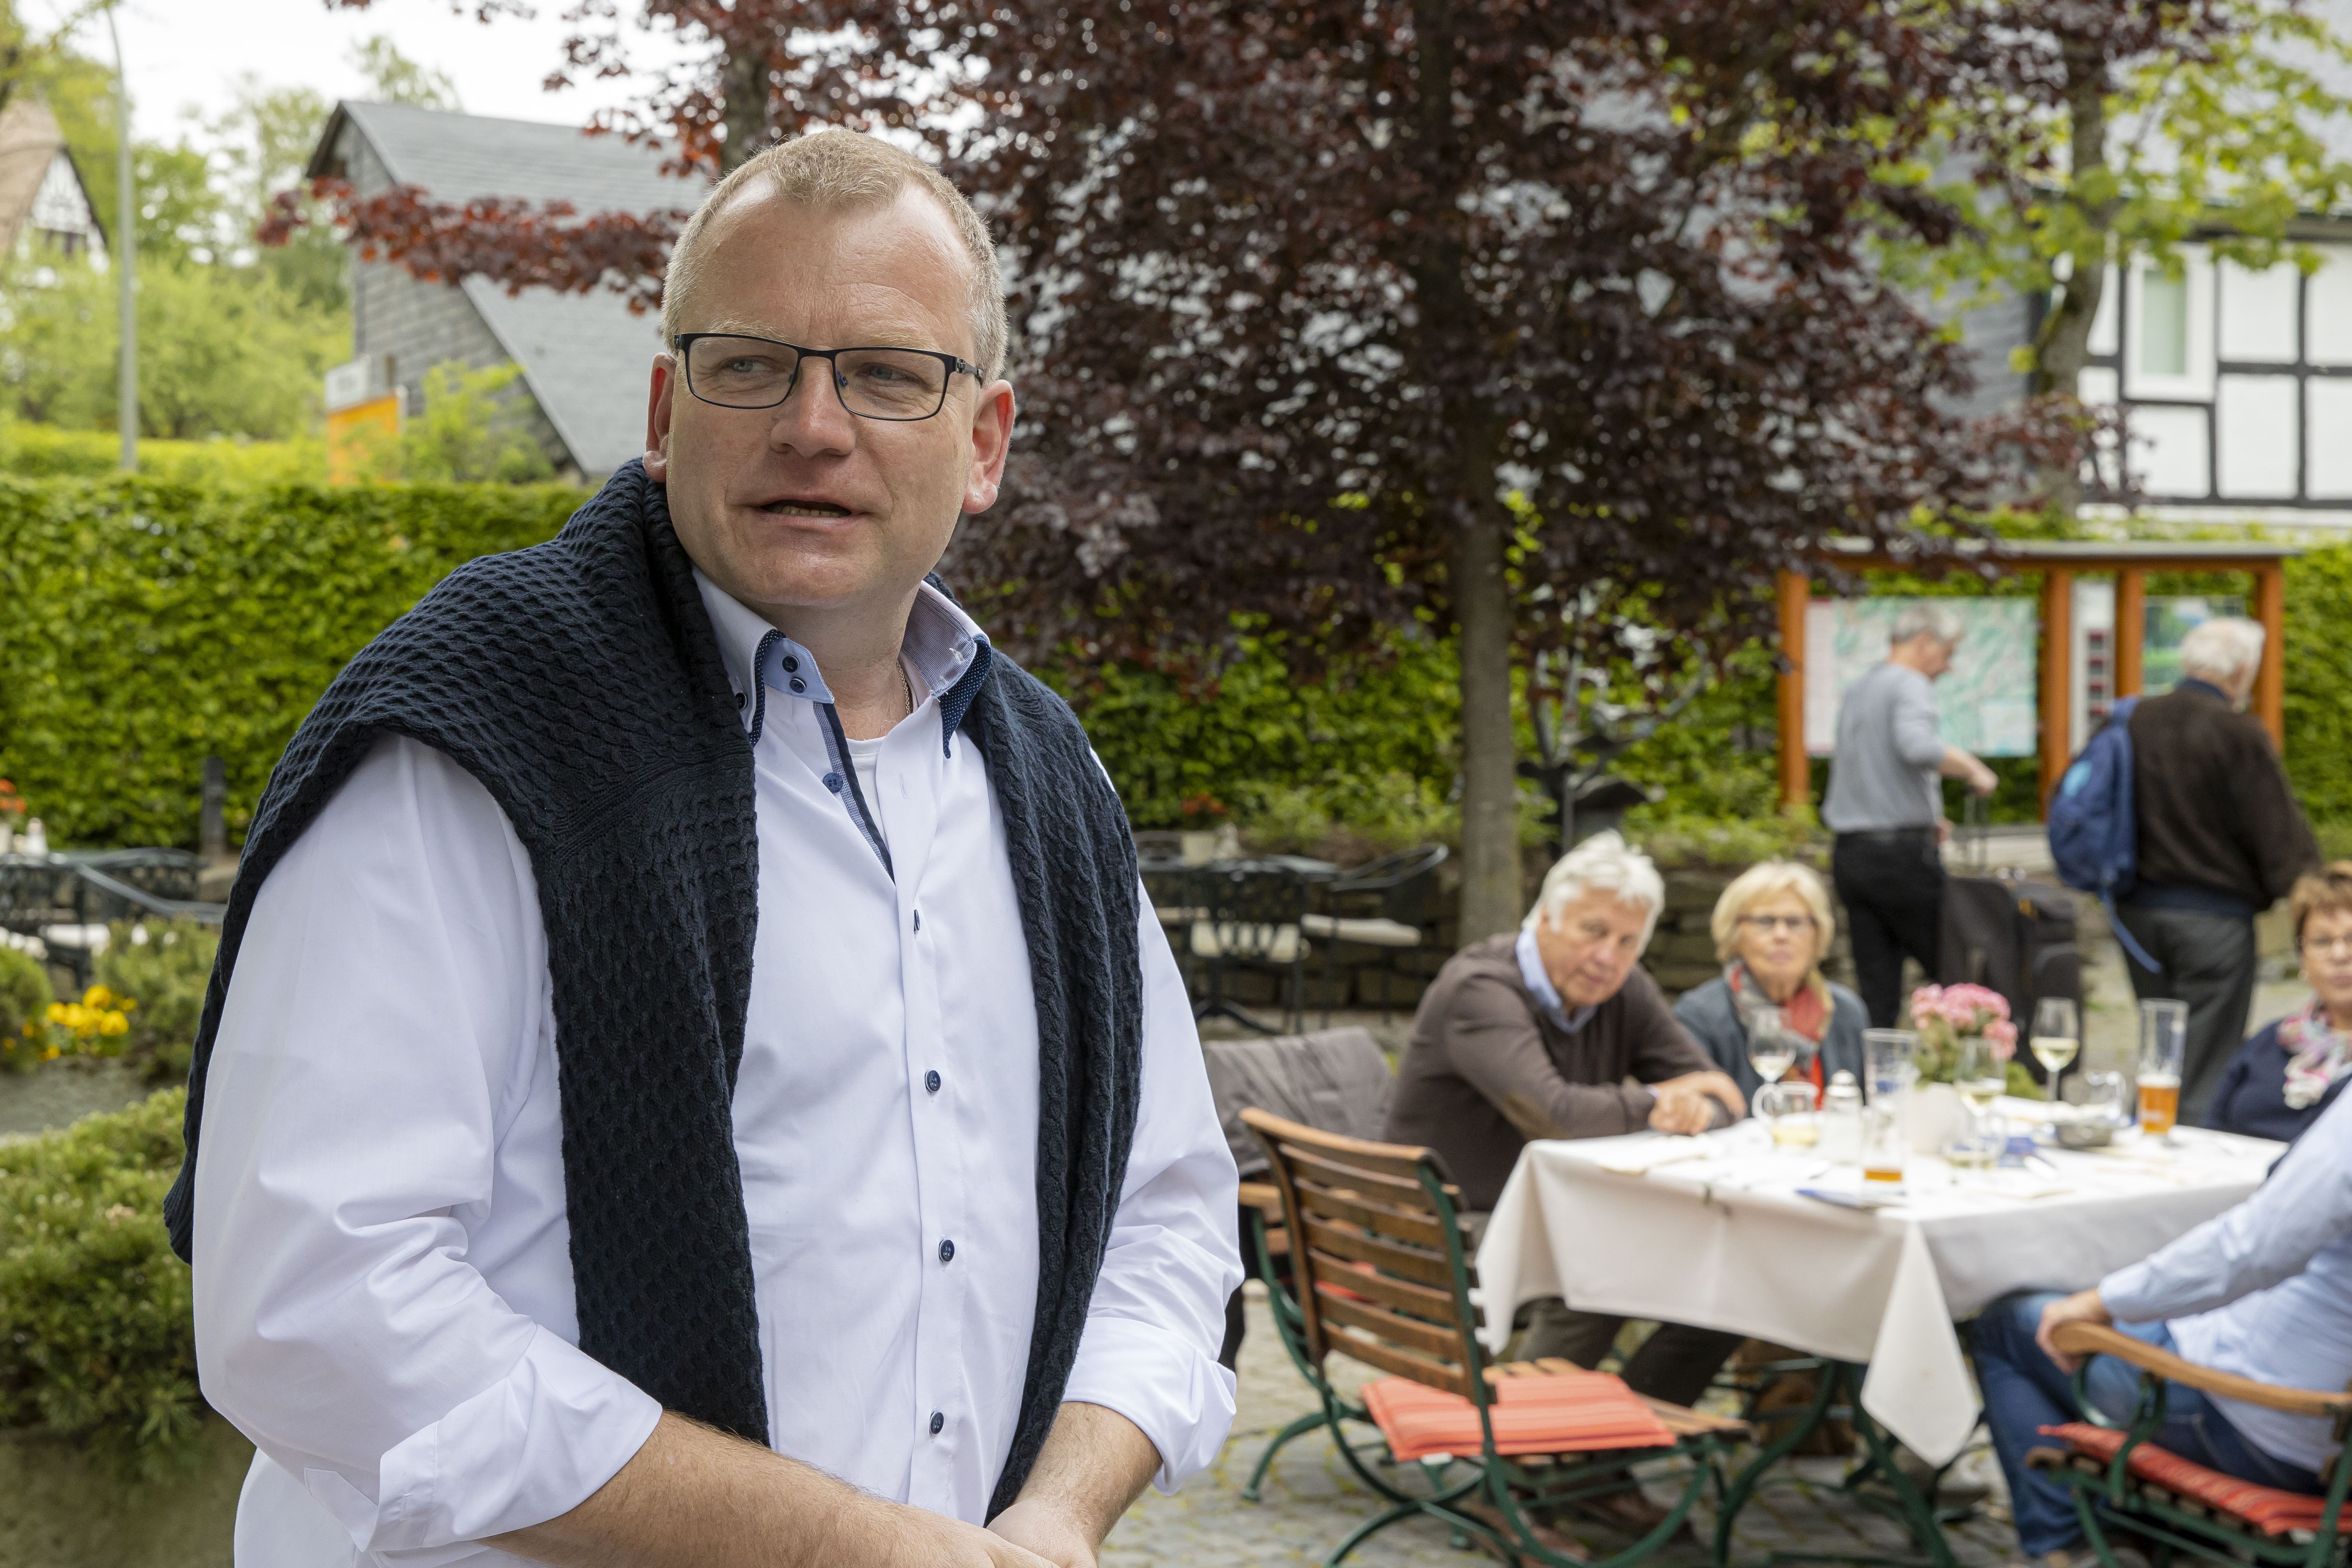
2026, 1321, 2352, 1568
1240, 1107, 1747, 1568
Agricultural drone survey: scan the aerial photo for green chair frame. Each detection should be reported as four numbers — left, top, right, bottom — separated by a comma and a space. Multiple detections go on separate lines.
1240, 1106, 1747, 1568
2035, 1321, 2352, 1568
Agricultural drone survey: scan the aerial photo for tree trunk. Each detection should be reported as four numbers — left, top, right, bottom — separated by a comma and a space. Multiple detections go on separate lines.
2033, 37, 2113, 519
1410, 0, 1522, 940
1454, 496, 1523, 941
720, 43, 770, 174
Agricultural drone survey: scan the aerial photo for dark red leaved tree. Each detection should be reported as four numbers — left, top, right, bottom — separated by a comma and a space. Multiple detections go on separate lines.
299, 1, 2072, 938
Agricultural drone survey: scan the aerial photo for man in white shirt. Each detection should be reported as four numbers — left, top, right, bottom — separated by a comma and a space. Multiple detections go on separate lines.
181, 131, 1240, 1567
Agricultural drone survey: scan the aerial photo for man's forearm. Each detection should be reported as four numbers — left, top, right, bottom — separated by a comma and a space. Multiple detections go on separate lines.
490, 1411, 1045, 1568
988, 1402, 1164, 1568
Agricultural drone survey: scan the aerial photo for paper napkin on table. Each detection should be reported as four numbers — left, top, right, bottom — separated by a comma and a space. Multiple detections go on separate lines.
1596, 1136, 1713, 1175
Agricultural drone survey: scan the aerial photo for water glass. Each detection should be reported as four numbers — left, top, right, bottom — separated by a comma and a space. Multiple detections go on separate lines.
1953, 1036, 2007, 1162
2138, 999, 2187, 1138
1863, 1028, 1920, 1105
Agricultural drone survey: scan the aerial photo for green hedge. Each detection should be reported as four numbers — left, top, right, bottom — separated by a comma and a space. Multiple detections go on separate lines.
2285, 548, 2352, 824
0, 424, 326, 486
0, 477, 583, 848
0, 1089, 200, 1481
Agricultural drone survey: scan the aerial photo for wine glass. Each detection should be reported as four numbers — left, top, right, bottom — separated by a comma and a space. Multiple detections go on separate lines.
1953, 1036, 2007, 1170
2030, 997, 2080, 1105
1748, 1005, 1799, 1107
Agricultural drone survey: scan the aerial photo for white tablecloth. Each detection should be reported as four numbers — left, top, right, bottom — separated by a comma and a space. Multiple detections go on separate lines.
1473, 1106, 2283, 1466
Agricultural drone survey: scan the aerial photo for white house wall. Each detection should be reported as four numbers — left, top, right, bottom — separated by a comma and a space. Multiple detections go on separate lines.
2065, 242, 2352, 526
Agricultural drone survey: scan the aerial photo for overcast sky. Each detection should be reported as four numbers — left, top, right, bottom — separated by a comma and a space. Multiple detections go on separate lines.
64, 0, 701, 144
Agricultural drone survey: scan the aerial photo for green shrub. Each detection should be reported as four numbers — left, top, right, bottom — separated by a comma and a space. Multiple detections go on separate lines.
2286, 544, 2352, 823
0, 422, 327, 486
0, 943, 56, 1069
0, 1088, 203, 1481
0, 475, 584, 848
95, 922, 219, 1082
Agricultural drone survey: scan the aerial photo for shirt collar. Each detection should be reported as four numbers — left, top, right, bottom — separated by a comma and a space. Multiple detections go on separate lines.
694, 569, 989, 746
2178, 676, 2232, 705
1515, 925, 1597, 1034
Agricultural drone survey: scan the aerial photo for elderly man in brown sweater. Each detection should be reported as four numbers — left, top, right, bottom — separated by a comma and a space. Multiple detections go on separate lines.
1385, 831, 1746, 1415
2120, 616, 2321, 1126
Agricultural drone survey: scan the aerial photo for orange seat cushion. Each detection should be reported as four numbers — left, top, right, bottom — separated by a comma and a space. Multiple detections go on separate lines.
1363, 1370, 1676, 1462
2041, 1424, 2347, 1537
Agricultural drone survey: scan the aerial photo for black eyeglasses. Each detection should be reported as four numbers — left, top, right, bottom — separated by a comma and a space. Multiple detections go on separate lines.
674, 333, 981, 422
1739, 914, 1816, 933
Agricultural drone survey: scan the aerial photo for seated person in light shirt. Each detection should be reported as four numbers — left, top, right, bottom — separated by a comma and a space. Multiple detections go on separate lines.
1968, 1085, 2352, 1568
1384, 832, 1746, 1417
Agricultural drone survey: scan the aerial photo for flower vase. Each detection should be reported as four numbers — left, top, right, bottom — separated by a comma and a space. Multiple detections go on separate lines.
1907, 1081, 1971, 1155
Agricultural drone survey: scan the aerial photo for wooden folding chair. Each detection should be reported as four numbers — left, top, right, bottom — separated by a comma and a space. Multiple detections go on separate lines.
1241, 1107, 1748, 1568
2026, 1321, 2352, 1568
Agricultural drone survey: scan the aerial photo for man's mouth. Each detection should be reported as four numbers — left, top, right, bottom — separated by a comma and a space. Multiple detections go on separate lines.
758, 499, 852, 518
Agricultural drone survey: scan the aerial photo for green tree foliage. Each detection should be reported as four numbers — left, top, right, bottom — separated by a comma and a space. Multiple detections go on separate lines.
196, 76, 345, 309
348, 35, 461, 110
0, 476, 583, 848
0, 1088, 203, 1480
0, 943, 53, 1061
0, 254, 345, 438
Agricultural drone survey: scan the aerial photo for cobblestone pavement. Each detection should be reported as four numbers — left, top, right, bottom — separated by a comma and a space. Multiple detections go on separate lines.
1102, 1291, 2021, 1568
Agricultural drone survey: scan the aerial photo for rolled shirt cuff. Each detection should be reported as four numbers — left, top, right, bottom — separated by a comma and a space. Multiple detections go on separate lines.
301, 1324, 663, 1555
1059, 1313, 1238, 1495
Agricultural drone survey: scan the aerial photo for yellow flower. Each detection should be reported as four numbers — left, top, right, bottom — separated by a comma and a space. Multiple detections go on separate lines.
82, 985, 112, 1009
99, 1012, 127, 1036
44, 1001, 67, 1025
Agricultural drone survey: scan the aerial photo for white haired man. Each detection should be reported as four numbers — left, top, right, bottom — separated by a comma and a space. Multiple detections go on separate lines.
2120, 616, 2319, 1126
1383, 833, 1746, 1436
1821, 602, 2000, 1028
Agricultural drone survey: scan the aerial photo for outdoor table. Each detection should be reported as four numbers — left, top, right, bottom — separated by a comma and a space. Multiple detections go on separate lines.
1472, 1104, 2283, 1567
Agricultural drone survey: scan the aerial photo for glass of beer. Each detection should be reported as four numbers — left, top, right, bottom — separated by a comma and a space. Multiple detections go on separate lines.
2031, 997, 2080, 1104
1861, 1103, 1906, 1194
1863, 1028, 1920, 1106
2138, 999, 2187, 1140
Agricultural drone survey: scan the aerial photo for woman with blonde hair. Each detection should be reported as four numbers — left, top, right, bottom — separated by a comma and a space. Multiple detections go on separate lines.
2207, 861, 2352, 1141
1672, 859, 1868, 1103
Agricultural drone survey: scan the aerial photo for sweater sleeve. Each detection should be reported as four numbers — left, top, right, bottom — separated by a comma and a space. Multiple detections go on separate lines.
1439, 971, 1657, 1140
2229, 729, 2321, 906
1623, 971, 1738, 1127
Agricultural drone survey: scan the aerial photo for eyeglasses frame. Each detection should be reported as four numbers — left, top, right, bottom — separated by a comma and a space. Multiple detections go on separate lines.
671, 331, 985, 423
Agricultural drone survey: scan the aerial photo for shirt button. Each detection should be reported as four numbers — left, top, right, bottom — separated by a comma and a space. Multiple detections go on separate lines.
788, 676, 807, 694
823, 772, 844, 793
925, 1069, 942, 1094
939, 1239, 955, 1264
929, 1411, 944, 1435
782, 655, 800, 673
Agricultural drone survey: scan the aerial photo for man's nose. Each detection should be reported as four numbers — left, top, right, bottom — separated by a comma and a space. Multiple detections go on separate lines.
765, 362, 859, 453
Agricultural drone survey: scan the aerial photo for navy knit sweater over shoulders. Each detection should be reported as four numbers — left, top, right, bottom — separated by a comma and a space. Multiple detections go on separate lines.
162, 461, 1143, 1516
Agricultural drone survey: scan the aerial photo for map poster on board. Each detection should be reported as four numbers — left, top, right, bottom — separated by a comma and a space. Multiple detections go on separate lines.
1802, 598, 2040, 759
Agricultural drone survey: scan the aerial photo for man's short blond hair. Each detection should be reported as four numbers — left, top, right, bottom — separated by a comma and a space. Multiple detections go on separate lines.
1709, 859, 1836, 968
661, 131, 1007, 381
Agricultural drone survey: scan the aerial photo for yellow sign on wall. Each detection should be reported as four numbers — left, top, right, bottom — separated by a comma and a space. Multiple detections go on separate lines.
326, 393, 401, 484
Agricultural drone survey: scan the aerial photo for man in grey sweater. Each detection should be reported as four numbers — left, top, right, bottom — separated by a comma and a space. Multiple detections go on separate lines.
1822, 604, 1999, 1028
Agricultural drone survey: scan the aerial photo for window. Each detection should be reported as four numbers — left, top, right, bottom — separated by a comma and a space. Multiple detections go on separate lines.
2141, 268, 2189, 377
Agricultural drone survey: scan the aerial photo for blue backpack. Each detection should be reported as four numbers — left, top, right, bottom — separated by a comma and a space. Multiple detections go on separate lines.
2047, 696, 2161, 973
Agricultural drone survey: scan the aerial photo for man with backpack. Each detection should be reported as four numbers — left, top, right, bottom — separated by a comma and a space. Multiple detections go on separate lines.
2053, 616, 2318, 1126
1822, 603, 2001, 1029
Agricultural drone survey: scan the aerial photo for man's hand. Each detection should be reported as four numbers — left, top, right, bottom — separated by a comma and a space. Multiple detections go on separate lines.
2035, 1289, 2114, 1373
1966, 757, 1999, 797
988, 1403, 1163, 1568
489, 1411, 1057, 1568
1648, 1070, 1745, 1134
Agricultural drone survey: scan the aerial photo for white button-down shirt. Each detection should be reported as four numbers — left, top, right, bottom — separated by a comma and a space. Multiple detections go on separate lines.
192, 576, 1240, 1566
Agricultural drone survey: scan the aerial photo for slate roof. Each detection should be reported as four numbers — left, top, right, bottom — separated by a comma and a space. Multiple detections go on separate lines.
312, 101, 704, 478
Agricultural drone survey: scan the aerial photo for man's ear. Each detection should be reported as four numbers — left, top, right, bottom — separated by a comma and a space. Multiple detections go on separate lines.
644, 353, 677, 481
